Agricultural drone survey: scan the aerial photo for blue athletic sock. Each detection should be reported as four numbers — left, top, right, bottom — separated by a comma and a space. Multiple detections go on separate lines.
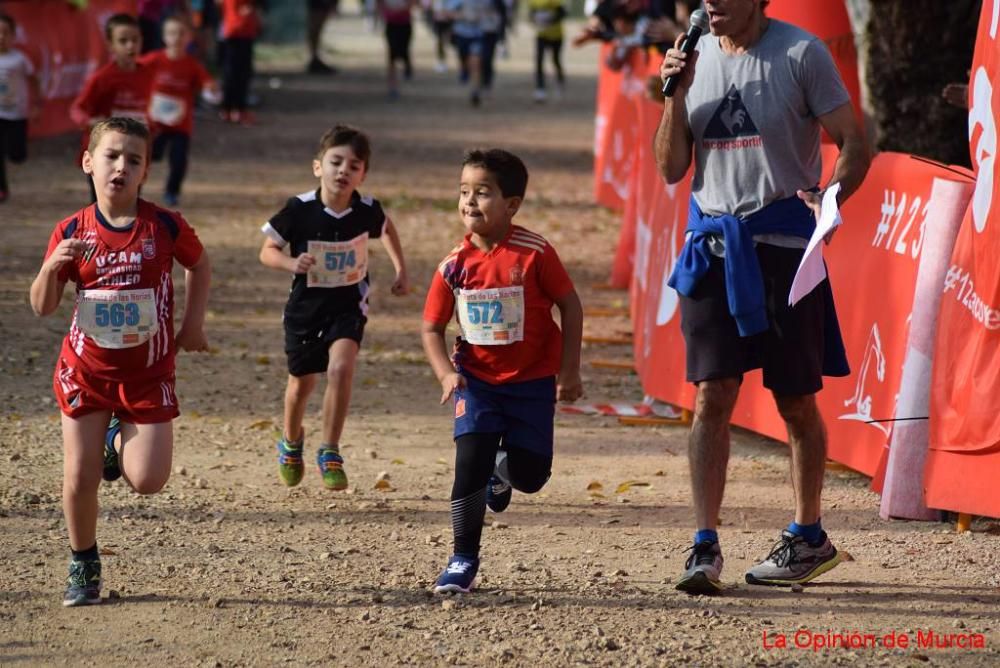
694, 529, 719, 545
787, 520, 823, 545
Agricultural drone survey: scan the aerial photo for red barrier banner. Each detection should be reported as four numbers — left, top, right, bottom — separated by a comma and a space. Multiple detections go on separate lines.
3, 0, 137, 137
593, 45, 648, 212
633, 147, 972, 477
926, 0, 1000, 518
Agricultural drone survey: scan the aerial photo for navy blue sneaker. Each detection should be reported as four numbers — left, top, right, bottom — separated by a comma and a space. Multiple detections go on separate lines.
63, 559, 102, 607
102, 416, 122, 482
486, 475, 512, 513
433, 555, 479, 594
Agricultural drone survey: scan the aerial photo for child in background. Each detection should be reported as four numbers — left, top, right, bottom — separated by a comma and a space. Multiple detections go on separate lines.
377, 0, 416, 99
220, 0, 260, 124
71, 13, 154, 201
0, 13, 41, 203
528, 0, 565, 102
422, 149, 583, 593
29, 117, 211, 607
141, 15, 219, 206
259, 125, 408, 491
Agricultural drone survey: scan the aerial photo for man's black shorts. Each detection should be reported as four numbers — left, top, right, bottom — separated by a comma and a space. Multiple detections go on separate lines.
679, 243, 826, 396
284, 312, 366, 377
308, 0, 338, 11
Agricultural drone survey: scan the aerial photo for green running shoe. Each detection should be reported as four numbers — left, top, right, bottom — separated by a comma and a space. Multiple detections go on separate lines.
102, 415, 122, 482
317, 447, 348, 491
277, 436, 304, 486
63, 558, 102, 607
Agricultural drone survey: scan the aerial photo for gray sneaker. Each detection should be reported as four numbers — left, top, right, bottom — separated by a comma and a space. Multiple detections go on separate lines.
63, 559, 102, 607
675, 540, 724, 595
745, 530, 842, 586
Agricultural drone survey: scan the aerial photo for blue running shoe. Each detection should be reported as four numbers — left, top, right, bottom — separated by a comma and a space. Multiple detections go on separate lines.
63, 558, 102, 607
433, 555, 479, 594
486, 475, 512, 513
102, 416, 122, 482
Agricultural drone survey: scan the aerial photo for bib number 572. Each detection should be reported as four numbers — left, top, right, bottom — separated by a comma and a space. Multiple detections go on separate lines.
466, 300, 503, 324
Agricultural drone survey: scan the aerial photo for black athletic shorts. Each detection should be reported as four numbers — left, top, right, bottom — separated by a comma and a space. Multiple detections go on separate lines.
385, 23, 412, 61
284, 312, 366, 377
679, 243, 826, 396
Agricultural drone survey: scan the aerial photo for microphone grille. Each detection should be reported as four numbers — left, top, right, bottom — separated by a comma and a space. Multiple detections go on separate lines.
689, 9, 709, 31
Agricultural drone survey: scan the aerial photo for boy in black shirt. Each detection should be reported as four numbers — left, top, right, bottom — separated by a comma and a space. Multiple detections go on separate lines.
260, 125, 408, 489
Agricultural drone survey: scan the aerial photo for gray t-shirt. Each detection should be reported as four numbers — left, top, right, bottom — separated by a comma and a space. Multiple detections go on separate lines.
686, 20, 850, 220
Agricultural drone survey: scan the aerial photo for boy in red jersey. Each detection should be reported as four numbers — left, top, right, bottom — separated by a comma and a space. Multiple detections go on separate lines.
29, 117, 211, 607
71, 14, 154, 201
422, 148, 583, 593
141, 15, 219, 206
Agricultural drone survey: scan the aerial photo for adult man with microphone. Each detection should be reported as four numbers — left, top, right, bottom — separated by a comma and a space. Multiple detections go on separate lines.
653, 0, 869, 595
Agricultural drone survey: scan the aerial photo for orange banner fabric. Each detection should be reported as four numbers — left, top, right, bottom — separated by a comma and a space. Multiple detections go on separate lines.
3, 0, 137, 137
926, 1, 1000, 517
593, 45, 648, 212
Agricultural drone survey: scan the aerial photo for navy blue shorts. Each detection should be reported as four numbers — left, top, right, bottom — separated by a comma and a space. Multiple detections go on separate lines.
453, 374, 556, 456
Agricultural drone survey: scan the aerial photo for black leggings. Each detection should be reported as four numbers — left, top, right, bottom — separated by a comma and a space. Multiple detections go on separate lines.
152, 131, 190, 198
535, 37, 564, 90
0, 118, 28, 192
451, 433, 551, 556
222, 37, 254, 112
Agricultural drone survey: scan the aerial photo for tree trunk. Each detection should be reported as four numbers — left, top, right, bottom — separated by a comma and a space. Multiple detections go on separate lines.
864, 0, 980, 167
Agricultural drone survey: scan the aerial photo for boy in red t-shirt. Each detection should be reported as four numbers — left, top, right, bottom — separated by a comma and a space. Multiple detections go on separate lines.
422, 148, 583, 593
29, 117, 212, 607
71, 14, 154, 201
141, 15, 219, 206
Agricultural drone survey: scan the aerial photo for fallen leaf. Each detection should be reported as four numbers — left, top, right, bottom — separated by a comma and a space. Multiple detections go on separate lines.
249, 419, 274, 430
586, 481, 603, 491
374, 479, 393, 491
390, 458, 405, 465
615, 481, 651, 494
255, 355, 270, 365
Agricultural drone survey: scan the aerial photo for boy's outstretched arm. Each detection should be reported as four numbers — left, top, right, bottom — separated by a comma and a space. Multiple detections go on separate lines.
29, 239, 89, 316
259, 237, 314, 274
176, 251, 212, 352
422, 320, 465, 404
380, 217, 409, 296
554, 288, 584, 402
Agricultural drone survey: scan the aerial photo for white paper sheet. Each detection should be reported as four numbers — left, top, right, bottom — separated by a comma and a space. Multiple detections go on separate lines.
788, 183, 842, 306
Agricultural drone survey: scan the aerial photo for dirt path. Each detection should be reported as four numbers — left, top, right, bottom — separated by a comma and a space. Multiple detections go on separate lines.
1, 14, 998, 667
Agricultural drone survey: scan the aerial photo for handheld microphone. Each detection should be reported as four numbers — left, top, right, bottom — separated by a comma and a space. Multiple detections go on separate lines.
662, 9, 709, 97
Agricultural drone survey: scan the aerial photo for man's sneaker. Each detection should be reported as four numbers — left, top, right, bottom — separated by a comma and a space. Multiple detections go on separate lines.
675, 540, 724, 595
317, 447, 348, 490
433, 555, 479, 594
276, 437, 304, 487
307, 57, 338, 75
745, 530, 842, 586
102, 416, 122, 482
63, 559, 102, 607
533, 87, 547, 103
486, 475, 512, 513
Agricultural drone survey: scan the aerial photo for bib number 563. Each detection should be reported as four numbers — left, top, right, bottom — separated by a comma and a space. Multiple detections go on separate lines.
94, 302, 141, 327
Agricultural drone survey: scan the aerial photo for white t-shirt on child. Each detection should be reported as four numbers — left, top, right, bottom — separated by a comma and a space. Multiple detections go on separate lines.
0, 49, 35, 120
